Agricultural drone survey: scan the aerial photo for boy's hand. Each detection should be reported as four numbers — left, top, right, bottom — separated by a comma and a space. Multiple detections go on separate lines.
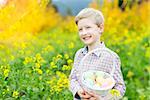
77, 88, 91, 99
86, 91, 103, 100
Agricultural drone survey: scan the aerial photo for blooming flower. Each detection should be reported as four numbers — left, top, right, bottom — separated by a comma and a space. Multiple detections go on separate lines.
127, 71, 134, 78
12, 91, 19, 98
36, 69, 43, 75
109, 89, 121, 97
4, 69, 9, 78
68, 42, 74, 49
64, 54, 69, 59
67, 59, 73, 65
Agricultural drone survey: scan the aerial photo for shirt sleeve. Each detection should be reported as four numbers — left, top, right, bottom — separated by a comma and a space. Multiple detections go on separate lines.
103, 53, 126, 100
69, 49, 82, 98
112, 54, 126, 97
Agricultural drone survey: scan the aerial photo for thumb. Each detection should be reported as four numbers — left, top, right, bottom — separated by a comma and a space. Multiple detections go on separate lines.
79, 88, 85, 94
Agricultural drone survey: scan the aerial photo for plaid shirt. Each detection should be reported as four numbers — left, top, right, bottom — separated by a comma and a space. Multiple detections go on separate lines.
69, 42, 126, 100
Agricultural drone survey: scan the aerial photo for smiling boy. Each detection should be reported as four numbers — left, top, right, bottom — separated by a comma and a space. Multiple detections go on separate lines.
69, 8, 126, 100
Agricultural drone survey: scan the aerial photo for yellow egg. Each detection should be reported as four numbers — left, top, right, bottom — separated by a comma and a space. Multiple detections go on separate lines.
95, 77, 104, 86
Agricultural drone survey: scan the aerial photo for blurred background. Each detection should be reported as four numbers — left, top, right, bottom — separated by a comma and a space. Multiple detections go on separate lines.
0, 0, 150, 99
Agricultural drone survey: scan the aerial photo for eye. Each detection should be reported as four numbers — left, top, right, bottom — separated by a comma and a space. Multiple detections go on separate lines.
85, 26, 91, 29
79, 28, 82, 31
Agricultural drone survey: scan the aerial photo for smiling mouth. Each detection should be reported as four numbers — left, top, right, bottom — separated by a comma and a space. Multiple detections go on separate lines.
83, 36, 92, 40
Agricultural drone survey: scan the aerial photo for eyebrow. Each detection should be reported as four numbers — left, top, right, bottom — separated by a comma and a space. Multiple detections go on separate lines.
79, 25, 91, 28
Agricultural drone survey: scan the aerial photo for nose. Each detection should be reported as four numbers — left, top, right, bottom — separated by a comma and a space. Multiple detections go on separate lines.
80, 28, 88, 35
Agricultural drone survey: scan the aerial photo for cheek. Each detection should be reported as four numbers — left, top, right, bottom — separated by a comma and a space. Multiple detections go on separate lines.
89, 29, 99, 34
78, 33, 84, 41
78, 33, 82, 38
92, 35, 99, 40
91, 30, 100, 38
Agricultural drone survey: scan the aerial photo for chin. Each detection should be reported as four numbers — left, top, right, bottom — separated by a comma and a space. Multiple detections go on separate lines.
83, 40, 94, 45
81, 37, 95, 45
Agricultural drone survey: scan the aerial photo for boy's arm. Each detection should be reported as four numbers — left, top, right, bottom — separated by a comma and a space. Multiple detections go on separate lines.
113, 55, 126, 97
69, 49, 82, 99
69, 67, 82, 99
103, 54, 126, 99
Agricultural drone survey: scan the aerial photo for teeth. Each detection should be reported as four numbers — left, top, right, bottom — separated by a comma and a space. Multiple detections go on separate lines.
83, 36, 91, 40
85, 37, 90, 39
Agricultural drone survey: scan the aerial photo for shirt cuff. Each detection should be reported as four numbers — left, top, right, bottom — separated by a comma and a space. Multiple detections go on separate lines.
75, 92, 81, 99
72, 85, 81, 98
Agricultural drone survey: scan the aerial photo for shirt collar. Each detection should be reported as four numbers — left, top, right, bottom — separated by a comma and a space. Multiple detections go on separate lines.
81, 41, 105, 57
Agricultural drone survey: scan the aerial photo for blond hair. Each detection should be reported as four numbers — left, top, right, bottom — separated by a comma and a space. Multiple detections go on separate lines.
75, 8, 104, 26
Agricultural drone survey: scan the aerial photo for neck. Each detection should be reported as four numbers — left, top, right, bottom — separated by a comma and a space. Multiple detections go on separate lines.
88, 40, 101, 52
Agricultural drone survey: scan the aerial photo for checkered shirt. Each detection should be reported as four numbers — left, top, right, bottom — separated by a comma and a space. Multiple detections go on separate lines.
69, 42, 126, 100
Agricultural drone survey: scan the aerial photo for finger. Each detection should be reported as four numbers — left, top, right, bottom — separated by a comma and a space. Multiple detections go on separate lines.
89, 97, 96, 100
87, 92, 100, 100
81, 99, 89, 100
80, 94, 91, 99
86, 91, 96, 97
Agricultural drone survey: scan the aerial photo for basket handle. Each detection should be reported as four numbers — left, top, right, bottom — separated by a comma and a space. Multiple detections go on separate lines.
79, 48, 116, 76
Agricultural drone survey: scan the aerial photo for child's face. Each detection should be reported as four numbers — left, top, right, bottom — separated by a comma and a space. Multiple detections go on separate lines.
77, 18, 102, 45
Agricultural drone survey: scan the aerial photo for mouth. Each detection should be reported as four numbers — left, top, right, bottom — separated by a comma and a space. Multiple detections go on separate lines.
82, 35, 92, 41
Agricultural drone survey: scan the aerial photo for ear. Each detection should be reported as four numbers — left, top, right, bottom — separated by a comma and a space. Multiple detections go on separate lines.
98, 23, 104, 34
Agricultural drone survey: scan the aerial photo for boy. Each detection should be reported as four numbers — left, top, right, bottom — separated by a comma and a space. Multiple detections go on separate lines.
69, 8, 126, 100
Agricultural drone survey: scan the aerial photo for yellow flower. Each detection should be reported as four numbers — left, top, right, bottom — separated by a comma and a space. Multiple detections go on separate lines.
12, 91, 19, 98
35, 53, 42, 60
36, 69, 43, 75
50, 62, 57, 69
57, 54, 62, 58
109, 89, 121, 97
50, 62, 55, 66
67, 59, 73, 65
35, 63, 41, 69
35, 53, 45, 63
62, 65, 67, 71
0, 44, 4, 49
10, 55, 15, 61
4, 69, 9, 77
46, 71, 69, 94
44, 45, 54, 51
64, 54, 69, 59
20, 42, 27, 49
23, 57, 32, 65
68, 42, 74, 49
56, 71, 62, 76
127, 71, 134, 78
62, 65, 72, 71
116, 49, 120, 53
51, 65, 57, 69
